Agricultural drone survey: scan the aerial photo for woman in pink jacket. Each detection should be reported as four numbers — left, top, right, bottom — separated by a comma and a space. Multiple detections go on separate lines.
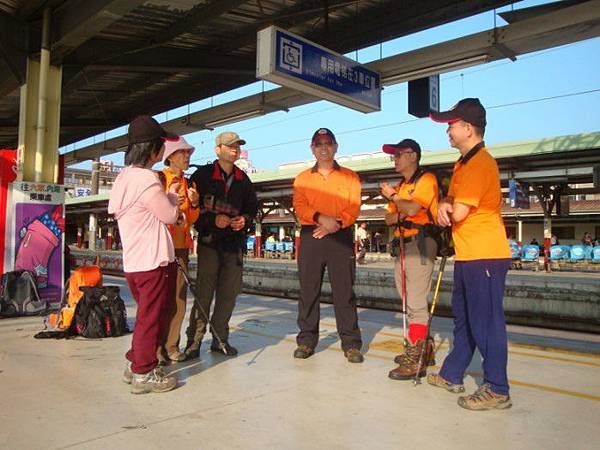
108, 115, 180, 394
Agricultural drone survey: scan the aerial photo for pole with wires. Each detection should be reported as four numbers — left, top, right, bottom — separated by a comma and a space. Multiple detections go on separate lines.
175, 259, 228, 355
413, 255, 447, 385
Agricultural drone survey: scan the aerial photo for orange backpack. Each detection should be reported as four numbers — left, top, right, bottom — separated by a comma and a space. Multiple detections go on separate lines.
46, 265, 102, 330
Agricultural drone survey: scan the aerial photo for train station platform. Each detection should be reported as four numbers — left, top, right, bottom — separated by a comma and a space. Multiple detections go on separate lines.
1, 275, 599, 449
73, 249, 600, 333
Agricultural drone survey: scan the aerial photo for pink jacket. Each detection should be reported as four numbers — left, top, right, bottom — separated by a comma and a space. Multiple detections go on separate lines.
108, 166, 179, 272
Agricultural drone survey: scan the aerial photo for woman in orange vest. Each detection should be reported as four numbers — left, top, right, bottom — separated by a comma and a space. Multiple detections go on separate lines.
158, 135, 200, 363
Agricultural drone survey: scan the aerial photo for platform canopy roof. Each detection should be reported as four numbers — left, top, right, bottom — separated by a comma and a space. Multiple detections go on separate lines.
1, 0, 598, 157
0, 0, 545, 149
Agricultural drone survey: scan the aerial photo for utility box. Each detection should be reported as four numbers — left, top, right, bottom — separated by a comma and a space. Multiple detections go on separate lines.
408, 75, 439, 118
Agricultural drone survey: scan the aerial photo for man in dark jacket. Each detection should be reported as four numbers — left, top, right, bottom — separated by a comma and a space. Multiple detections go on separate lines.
184, 131, 258, 358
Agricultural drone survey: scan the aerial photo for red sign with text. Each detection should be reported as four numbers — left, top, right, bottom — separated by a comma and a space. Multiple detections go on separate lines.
0, 149, 17, 274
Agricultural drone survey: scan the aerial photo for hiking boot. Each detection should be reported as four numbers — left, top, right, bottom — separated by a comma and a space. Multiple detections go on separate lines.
394, 337, 435, 365
122, 362, 132, 384
184, 342, 202, 360
210, 341, 238, 356
389, 339, 435, 380
130, 367, 178, 394
293, 345, 314, 359
168, 350, 187, 363
458, 384, 512, 411
344, 348, 364, 363
426, 373, 465, 393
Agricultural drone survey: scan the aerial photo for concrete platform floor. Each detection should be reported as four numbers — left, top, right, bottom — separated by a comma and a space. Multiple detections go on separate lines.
1, 275, 599, 450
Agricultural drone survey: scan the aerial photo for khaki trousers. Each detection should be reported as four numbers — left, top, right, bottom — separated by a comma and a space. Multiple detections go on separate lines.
393, 236, 436, 325
163, 249, 189, 355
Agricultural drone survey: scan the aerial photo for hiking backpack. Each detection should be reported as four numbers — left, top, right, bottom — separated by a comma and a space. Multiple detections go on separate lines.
73, 286, 129, 338
45, 265, 102, 331
0, 270, 47, 317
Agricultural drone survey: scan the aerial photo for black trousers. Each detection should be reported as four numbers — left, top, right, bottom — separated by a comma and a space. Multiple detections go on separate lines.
296, 226, 362, 352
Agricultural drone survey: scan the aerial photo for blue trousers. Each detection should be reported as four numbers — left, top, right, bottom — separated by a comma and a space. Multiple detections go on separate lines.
439, 259, 511, 395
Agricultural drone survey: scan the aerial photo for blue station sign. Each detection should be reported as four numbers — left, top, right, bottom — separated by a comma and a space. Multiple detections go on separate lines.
257, 26, 381, 113
509, 179, 530, 209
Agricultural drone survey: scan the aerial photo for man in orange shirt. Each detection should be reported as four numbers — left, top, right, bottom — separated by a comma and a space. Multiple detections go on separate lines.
380, 139, 438, 380
292, 128, 363, 363
428, 98, 512, 411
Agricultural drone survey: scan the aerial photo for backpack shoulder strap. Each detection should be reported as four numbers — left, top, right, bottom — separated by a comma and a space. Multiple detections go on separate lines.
410, 168, 439, 224
23, 271, 41, 302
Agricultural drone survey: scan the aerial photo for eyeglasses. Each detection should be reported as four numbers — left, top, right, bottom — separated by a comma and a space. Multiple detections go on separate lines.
389, 151, 413, 161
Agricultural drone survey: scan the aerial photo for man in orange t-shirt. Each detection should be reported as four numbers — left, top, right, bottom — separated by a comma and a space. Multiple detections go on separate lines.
428, 98, 512, 411
292, 128, 363, 363
380, 139, 439, 381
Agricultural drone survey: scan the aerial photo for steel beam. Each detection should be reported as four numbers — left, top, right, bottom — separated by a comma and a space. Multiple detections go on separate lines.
51, 0, 147, 63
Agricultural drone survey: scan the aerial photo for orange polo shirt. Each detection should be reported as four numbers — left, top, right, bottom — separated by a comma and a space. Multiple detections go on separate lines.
293, 162, 361, 229
160, 168, 200, 249
387, 170, 438, 238
449, 145, 510, 261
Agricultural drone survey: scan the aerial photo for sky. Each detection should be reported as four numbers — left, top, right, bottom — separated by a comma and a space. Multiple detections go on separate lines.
65, 0, 600, 172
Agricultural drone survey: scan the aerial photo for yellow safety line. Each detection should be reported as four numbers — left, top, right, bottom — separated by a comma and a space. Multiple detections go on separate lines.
508, 342, 600, 359
319, 320, 600, 365
507, 379, 600, 402
461, 368, 600, 402
233, 325, 600, 402
236, 299, 600, 360
508, 350, 600, 368
234, 326, 401, 362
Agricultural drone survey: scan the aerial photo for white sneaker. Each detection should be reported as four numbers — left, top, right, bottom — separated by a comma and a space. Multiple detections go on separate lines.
122, 362, 132, 384
130, 367, 177, 394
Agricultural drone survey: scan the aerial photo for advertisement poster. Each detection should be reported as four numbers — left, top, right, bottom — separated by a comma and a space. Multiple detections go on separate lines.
10, 182, 64, 305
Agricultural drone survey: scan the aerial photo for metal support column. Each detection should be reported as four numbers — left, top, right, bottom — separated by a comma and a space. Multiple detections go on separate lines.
17, 7, 62, 183
88, 159, 100, 251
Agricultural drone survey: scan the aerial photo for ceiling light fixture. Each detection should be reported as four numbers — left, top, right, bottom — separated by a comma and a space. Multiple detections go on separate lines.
203, 108, 265, 129
381, 54, 489, 86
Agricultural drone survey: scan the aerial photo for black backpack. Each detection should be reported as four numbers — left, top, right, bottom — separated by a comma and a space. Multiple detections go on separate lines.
0, 270, 47, 317
73, 286, 129, 338
34, 285, 129, 340
101, 286, 129, 337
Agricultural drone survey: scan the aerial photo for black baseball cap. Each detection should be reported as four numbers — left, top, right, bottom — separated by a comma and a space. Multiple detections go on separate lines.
382, 138, 421, 160
311, 128, 337, 144
128, 115, 177, 144
429, 98, 486, 128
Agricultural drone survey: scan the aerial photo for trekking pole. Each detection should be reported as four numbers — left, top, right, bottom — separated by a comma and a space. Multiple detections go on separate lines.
398, 232, 409, 349
175, 259, 229, 355
413, 255, 447, 386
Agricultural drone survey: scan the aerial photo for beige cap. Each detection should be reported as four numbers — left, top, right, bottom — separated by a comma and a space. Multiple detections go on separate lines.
216, 131, 246, 146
